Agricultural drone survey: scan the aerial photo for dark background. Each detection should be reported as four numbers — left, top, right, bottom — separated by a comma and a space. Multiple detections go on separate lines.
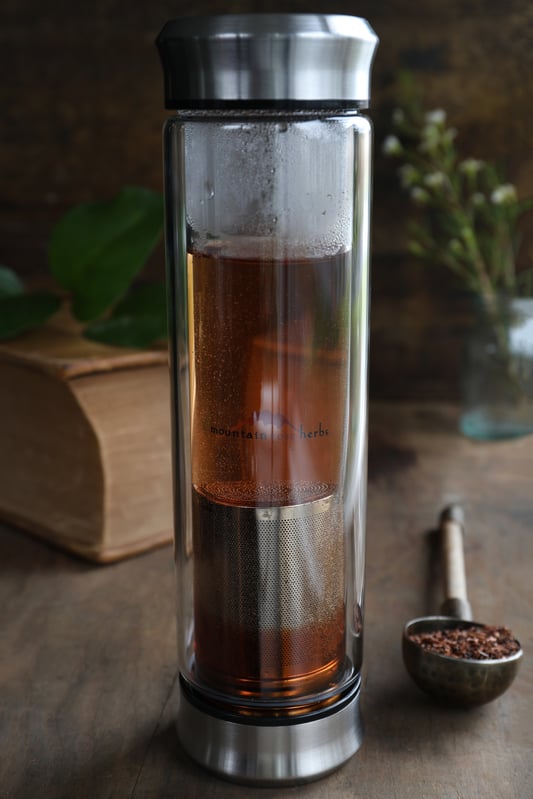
2, 0, 532, 399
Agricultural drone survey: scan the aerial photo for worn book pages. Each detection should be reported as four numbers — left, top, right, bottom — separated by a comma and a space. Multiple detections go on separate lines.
0, 324, 173, 562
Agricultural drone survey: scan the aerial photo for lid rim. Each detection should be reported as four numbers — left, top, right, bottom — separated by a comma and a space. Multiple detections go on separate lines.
161, 99, 370, 112
157, 13, 378, 38
157, 13, 379, 106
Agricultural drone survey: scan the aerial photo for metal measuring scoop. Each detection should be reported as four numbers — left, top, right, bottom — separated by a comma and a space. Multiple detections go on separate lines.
402, 505, 523, 707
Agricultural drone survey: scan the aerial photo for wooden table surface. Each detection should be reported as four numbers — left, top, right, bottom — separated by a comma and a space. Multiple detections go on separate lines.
1, 403, 532, 799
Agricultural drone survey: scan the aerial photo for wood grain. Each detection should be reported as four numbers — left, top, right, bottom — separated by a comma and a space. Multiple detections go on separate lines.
1, 402, 531, 798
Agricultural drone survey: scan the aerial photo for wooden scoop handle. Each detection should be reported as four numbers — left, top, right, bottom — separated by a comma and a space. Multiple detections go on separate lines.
439, 505, 473, 621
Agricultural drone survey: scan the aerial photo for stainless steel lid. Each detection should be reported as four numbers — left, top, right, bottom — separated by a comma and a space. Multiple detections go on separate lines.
156, 14, 379, 109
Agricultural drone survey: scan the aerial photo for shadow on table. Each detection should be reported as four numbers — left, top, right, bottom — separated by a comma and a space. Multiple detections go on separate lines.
0, 520, 171, 575
362, 669, 496, 758
0, 521, 96, 575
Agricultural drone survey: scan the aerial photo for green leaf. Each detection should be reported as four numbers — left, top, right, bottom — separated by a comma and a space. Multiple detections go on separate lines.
48, 186, 164, 323
112, 282, 167, 320
84, 315, 166, 349
0, 266, 25, 297
0, 292, 61, 340
84, 282, 167, 348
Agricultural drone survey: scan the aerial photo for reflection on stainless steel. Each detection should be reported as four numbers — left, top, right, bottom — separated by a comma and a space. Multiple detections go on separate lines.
178, 675, 362, 785
157, 14, 378, 106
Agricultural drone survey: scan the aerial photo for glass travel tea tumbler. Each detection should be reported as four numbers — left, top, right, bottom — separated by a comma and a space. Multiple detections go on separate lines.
157, 14, 378, 784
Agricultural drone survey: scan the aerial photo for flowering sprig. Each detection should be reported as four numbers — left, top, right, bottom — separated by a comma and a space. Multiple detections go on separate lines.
383, 92, 532, 306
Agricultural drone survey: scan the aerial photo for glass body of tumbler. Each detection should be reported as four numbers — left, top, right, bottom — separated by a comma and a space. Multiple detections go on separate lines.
157, 14, 378, 784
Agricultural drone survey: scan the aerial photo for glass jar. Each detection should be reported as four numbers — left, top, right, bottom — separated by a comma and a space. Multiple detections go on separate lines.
460, 296, 533, 440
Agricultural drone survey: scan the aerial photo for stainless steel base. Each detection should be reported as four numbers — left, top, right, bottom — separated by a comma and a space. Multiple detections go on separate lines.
176, 678, 363, 785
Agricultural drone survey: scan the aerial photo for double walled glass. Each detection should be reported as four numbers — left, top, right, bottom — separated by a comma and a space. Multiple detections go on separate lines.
164, 110, 372, 724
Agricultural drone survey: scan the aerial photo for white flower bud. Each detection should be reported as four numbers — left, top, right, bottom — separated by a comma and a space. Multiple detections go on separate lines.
459, 158, 484, 175
425, 109, 446, 126
410, 187, 430, 205
392, 108, 405, 125
490, 184, 518, 205
424, 172, 446, 189
382, 135, 403, 156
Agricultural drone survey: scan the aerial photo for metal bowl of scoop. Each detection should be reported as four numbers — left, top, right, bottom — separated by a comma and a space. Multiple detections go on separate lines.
403, 616, 523, 708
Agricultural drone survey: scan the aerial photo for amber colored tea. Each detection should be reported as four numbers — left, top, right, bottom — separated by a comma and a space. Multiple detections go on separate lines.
187, 247, 354, 710
188, 247, 351, 506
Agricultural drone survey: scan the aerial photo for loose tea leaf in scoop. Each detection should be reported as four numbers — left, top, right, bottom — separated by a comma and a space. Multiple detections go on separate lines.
408, 625, 520, 660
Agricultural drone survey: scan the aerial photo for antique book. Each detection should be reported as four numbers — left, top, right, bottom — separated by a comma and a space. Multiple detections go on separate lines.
0, 323, 173, 562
